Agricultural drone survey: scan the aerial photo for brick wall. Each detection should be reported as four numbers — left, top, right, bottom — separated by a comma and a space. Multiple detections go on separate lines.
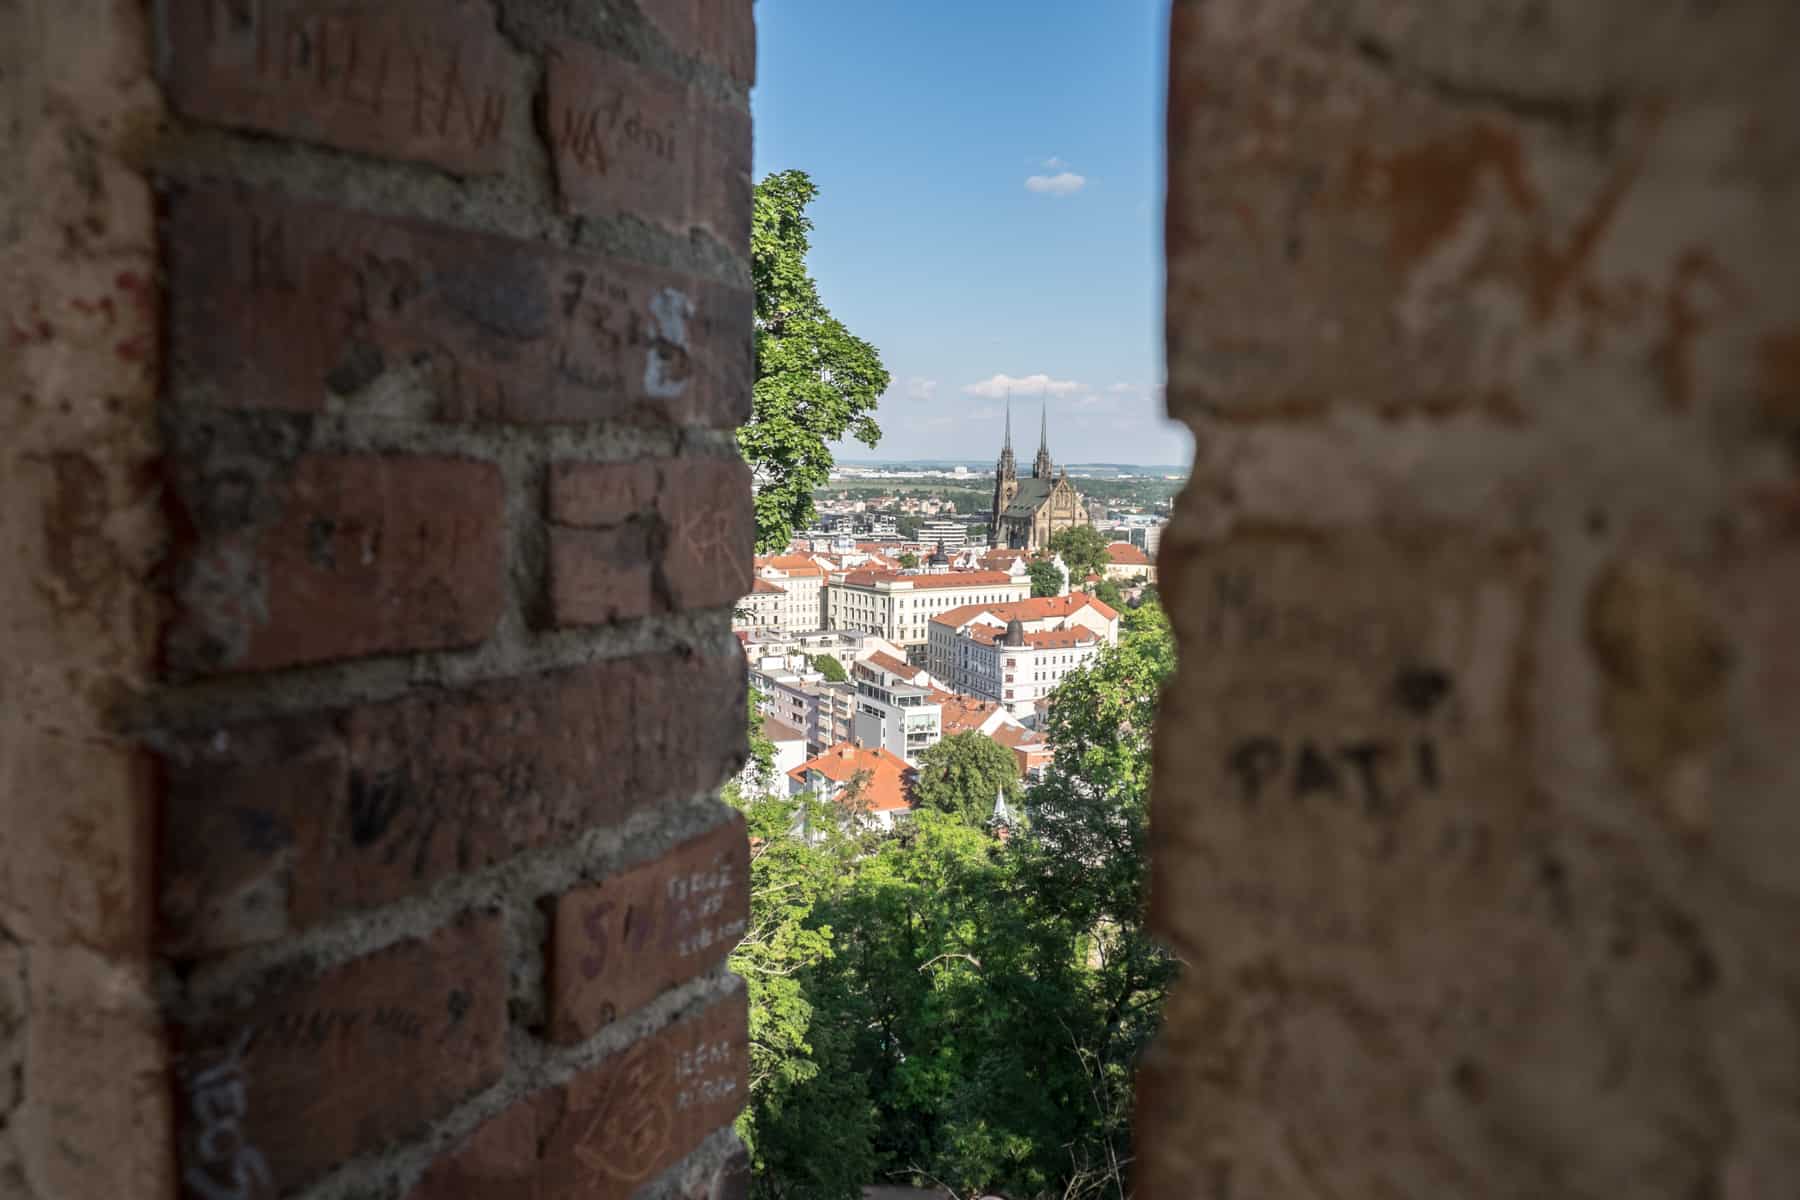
1148, 1, 1800, 1196
4, 0, 757, 1197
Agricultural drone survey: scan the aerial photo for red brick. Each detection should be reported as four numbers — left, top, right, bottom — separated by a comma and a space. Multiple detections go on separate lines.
166, 454, 505, 675
546, 43, 750, 248
158, 650, 748, 955
164, 186, 753, 426
174, 913, 506, 1196
639, 0, 755, 86
409, 990, 748, 1200
544, 815, 748, 1044
548, 457, 752, 627
161, 0, 529, 175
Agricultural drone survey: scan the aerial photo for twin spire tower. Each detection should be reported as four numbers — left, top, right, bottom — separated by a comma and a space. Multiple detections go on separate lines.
990, 389, 1088, 552
997, 390, 1055, 483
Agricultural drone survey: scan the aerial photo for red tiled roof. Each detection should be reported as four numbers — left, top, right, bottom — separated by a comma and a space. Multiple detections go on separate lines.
752, 578, 786, 594
930, 591, 1119, 628
860, 650, 926, 682
760, 554, 825, 576
990, 723, 1047, 752
788, 744, 914, 812
969, 626, 1099, 649
1105, 542, 1152, 565
931, 691, 1001, 735
838, 569, 1019, 590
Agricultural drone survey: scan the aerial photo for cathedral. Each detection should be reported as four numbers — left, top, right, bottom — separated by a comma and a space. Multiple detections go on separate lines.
990, 399, 1091, 551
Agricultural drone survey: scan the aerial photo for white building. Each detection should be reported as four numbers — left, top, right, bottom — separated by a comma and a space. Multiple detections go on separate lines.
740, 714, 807, 796
851, 650, 943, 764
927, 593, 1121, 718
733, 578, 786, 631
918, 519, 966, 555
825, 569, 1029, 660
751, 554, 829, 631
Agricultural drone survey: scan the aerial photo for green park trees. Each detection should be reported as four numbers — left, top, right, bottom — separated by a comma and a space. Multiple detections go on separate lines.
739, 171, 891, 552
1048, 525, 1111, 583
730, 605, 1178, 1200
1025, 558, 1062, 598
911, 731, 1023, 827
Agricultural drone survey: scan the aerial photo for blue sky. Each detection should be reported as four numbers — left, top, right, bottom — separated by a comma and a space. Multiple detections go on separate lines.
751, 0, 1191, 467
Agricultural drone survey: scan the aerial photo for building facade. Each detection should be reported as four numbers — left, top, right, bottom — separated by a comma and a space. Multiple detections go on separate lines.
928, 593, 1121, 718
825, 569, 1029, 659
753, 555, 828, 630
990, 400, 1090, 551
851, 651, 943, 764
927, 593, 1121, 689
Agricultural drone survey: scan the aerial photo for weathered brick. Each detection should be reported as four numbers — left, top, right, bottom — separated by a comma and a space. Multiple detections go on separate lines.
548, 456, 752, 627
165, 453, 505, 675
639, 0, 755, 86
544, 814, 748, 1044
164, 186, 753, 426
547, 43, 750, 248
161, 0, 530, 175
158, 650, 748, 955
174, 913, 507, 1196
409, 990, 748, 1200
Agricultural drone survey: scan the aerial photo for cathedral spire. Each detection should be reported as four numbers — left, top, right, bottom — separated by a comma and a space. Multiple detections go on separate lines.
1004, 390, 1013, 452
1032, 395, 1054, 478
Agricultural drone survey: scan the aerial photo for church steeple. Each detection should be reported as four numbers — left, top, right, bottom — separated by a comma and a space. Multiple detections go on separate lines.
996, 391, 1017, 479
1032, 399, 1054, 478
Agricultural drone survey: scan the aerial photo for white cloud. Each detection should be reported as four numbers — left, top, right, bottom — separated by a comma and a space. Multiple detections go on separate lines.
963, 373, 1084, 399
1042, 156, 1068, 169
1107, 382, 1134, 394
1024, 171, 1086, 196
904, 377, 939, 401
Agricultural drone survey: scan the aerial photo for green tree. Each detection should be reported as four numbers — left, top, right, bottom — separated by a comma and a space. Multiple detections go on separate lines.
1093, 575, 1125, 610
810, 654, 847, 682
1025, 559, 1062, 598
897, 514, 923, 540
1049, 525, 1111, 583
740, 171, 891, 552
1010, 601, 1179, 1194
912, 732, 1022, 827
897, 551, 920, 570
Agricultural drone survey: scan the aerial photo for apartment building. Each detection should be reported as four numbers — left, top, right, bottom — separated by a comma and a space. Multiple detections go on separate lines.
927, 593, 1120, 718
851, 651, 942, 765
825, 569, 1028, 660
753, 554, 829, 630
926, 593, 1120, 688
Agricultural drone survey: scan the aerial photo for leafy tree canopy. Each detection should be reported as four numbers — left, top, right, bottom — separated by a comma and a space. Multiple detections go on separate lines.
810, 654, 848, 682
897, 551, 920, 570
740, 170, 891, 552
1048, 525, 1111, 583
1093, 575, 1125, 610
912, 732, 1023, 827
1025, 559, 1062, 598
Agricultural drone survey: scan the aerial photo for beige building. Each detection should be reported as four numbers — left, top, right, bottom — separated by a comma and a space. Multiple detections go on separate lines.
826, 569, 1029, 658
751, 554, 828, 630
1102, 541, 1156, 583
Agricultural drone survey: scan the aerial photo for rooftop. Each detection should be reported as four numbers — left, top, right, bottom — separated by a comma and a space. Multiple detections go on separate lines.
1105, 542, 1152, 565
837, 569, 1019, 591
761, 715, 806, 744
788, 743, 915, 812
969, 626, 1099, 650
930, 591, 1120, 629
